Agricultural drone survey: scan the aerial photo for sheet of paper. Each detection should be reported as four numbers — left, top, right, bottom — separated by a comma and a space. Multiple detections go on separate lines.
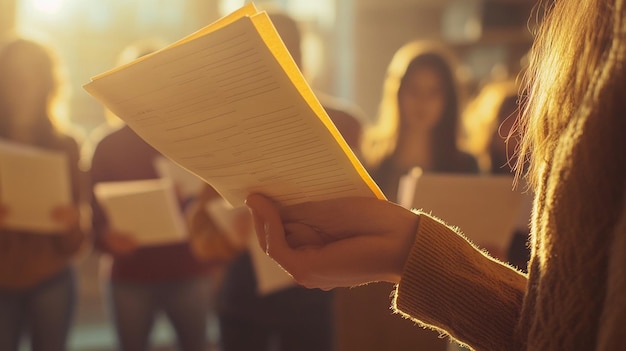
94, 179, 187, 245
399, 171, 525, 249
205, 197, 295, 295
204, 197, 248, 248
0, 140, 71, 233
246, 228, 296, 295
84, 6, 383, 207
154, 156, 204, 199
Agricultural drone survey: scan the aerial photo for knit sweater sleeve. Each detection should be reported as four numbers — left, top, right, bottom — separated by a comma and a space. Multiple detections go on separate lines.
393, 213, 528, 351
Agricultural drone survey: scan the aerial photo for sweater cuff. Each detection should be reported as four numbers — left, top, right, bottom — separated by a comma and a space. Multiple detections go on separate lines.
393, 213, 527, 350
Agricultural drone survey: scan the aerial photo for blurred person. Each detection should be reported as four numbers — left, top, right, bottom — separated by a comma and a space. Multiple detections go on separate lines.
487, 92, 520, 175
461, 79, 519, 173
363, 41, 478, 202
0, 38, 85, 351
463, 79, 533, 273
186, 11, 366, 351
89, 40, 215, 351
332, 41, 478, 351
268, 10, 365, 151
246, 0, 626, 349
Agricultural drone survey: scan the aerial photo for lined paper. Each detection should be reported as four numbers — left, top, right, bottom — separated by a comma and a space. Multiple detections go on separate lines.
84, 5, 383, 207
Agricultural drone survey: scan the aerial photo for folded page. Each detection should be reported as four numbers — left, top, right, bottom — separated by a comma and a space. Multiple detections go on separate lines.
84, 6, 383, 207
94, 179, 187, 245
0, 140, 71, 233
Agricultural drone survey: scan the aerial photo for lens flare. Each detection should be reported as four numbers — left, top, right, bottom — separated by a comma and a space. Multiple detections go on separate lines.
31, 0, 66, 16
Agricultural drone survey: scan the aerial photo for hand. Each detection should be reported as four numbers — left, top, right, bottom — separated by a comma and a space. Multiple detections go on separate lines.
51, 205, 80, 232
245, 194, 420, 290
103, 229, 138, 256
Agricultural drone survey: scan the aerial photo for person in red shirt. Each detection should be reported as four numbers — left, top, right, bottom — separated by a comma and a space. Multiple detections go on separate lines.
89, 42, 215, 351
0, 38, 85, 351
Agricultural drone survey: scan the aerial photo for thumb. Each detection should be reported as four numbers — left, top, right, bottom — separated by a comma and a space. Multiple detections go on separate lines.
245, 194, 288, 256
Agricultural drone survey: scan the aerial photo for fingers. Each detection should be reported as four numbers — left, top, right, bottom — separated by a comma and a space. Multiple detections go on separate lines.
281, 197, 406, 237
275, 235, 399, 289
284, 222, 326, 248
244, 194, 418, 289
245, 193, 284, 253
246, 194, 314, 274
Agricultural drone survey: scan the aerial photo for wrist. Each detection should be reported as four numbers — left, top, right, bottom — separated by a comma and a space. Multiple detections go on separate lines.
389, 211, 421, 283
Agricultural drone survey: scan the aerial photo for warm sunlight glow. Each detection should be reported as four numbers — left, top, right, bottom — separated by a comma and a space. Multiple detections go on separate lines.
31, 0, 66, 16
218, 0, 246, 17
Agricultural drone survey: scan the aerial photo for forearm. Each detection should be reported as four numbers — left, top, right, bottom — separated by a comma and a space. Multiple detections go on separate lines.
394, 213, 528, 351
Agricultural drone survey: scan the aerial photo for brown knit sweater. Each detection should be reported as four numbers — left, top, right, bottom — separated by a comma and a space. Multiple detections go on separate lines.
393, 76, 626, 349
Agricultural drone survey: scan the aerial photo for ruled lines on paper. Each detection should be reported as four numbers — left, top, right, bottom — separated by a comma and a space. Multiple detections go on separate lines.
85, 12, 379, 206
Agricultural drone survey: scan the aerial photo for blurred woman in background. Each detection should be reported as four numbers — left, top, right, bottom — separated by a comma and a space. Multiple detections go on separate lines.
0, 38, 85, 351
363, 41, 478, 202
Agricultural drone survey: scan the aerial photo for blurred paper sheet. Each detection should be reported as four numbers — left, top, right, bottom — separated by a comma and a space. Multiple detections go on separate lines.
205, 197, 295, 295
94, 179, 187, 245
0, 140, 71, 233
399, 171, 525, 249
204, 198, 248, 248
154, 156, 205, 199
247, 232, 295, 296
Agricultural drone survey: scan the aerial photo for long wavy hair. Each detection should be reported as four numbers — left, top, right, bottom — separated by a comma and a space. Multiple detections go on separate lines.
517, 0, 622, 188
362, 41, 463, 170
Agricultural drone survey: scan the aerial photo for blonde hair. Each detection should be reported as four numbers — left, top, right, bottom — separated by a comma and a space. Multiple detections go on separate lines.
517, 0, 621, 187
463, 79, 518, 172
